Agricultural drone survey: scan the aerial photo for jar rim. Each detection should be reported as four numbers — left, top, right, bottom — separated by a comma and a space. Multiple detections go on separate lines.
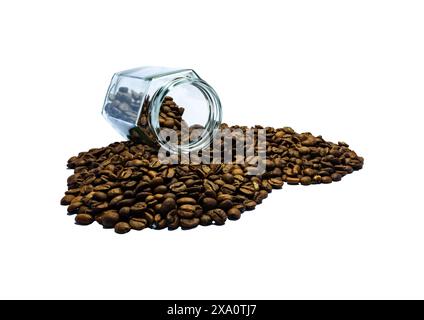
149, 77, 222, 154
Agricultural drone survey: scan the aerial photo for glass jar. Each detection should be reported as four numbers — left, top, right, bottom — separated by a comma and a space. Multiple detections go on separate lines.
102, 66, 222, 153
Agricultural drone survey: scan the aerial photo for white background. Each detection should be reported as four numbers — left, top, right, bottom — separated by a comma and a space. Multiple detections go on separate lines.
0, 0, 423, 299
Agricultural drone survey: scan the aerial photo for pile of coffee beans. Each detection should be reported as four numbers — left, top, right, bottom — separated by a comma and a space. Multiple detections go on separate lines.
61, 122, 364, 234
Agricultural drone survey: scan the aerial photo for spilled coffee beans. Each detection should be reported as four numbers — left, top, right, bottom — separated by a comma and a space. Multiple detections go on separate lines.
61, 123, 363, 234
63, 91, 363, 233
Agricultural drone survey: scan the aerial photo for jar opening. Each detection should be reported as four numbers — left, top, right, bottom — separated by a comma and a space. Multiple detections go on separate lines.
149, 77, 222, 154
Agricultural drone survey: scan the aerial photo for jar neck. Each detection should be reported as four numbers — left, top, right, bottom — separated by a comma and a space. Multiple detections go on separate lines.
149, 77, 222, 154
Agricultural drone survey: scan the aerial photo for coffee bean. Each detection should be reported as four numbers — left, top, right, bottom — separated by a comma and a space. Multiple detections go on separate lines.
150, 176, 164, 188
204, 179, 219, 192
322, 176, 333, 184
130, 202, 147, 214
176, 197, 197, 205
221, 184, 237, 194
153, 185, 168, 194
298, 146, 310, 154
119, 198, 135, 207
101, 210, 120, 228
114, 222, 131, 234
169, 182, 187, 193
129, 217, 148, 230
331, 173, 342, 181
67, 201, 83, 213
268, 178, 284, 189
254, 190, 268, 204
202, 197, 217, 210
300, 176, 312, 185
200, 214, 212, 226
303, 168, 316, 176
61, 194, 75, 205
232, 168, 244, 175
239, 184, 256, 196
222, 173, 234, 184
286, 177, 300, 185
227, 208, 241, 220
163, 192, 176, 199
107, 188, 123, 198
118, 206, 131, 218
161, 197, 176, 213
163, 167, 175, 179
109, 195, 124, 207
218, 199, 233, 210
75, 213, 94, 225
207, 209, 227, 225
119, 168, 133, 180
180, 218, 200, 229
177, 204, 196, 218
244, 200, 257, 211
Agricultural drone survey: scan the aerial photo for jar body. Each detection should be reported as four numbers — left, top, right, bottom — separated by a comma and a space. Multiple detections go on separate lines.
102, 67, 222, 153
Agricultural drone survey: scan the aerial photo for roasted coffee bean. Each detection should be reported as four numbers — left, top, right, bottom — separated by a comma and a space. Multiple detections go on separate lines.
239, 184, 256, 196
177, 204, 196, 218
67, 201, 83, 213
101, 210, 120, 228
254, 190, 268, 203
161, 197, 176, 213
162, 167, 175, 179
218, 199, 233, 210
119, 168, 133, 180
300, 176, 312, 186
202, 197, 217, 210
244, 200, 257, 211
303, 168, 316, 177
61, 194, 75, 205
222, 173, 234, 184
268, 178, 284, 189
286, 177, 300, 185
163, 192, 176, 199
130, 202, 147, 214
150, 177, 164, 188
207, 209, 227, 225
115, 222, 131, 234
180, 218, 200, 229
153, 185, 168, 194
167, 216, 180, 230
176, 197, 197, 205
227, 208, 241, 220
75, 213, 94, 225
107, 188, 122, 198
312, 175, 322, 184
204, 179, 219, 192
199, 214, 212, 226
217, 194, 233, 202
119, 198, 136, 207
109, 195, 124, 207
123, 190, 135, 198
169, 182, 187, 193
221, 184, 237, 194
298, 146, 310, 155
331, 173, 342, 182
129, 217, 148, 230
232, 168, 244, 175
126, 159, 144, 167
322, 176, 333, 184
204, 190, 216, 198
233, 203, 246, 213
118, 206, 131, 218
